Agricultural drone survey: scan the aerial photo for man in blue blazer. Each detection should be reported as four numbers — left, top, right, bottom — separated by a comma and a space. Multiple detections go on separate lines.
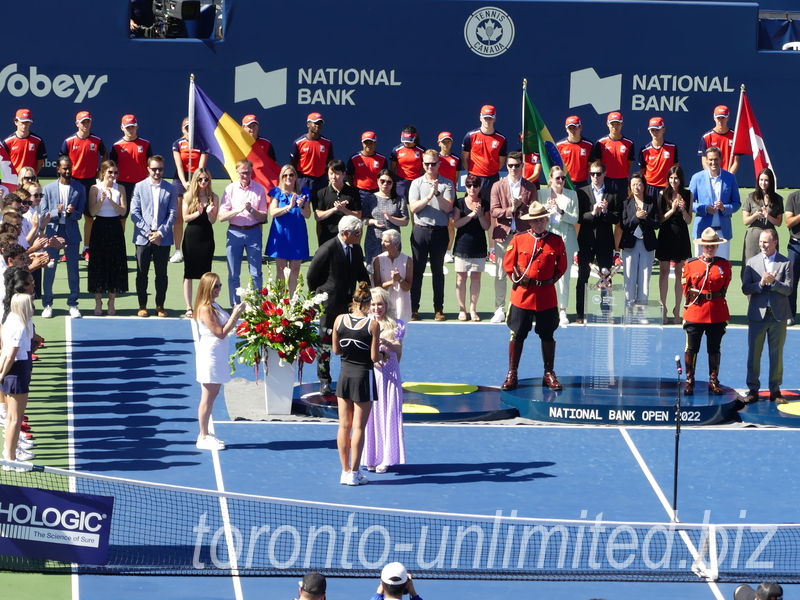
41, 156, 85, 318
689, 146, 741, 260
130, 154, 177, 317
741, 229, 792, 404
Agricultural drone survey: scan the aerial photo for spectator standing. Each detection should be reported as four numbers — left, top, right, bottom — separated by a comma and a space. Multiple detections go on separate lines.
313, 159, 362, 246
656, 166, 693, 324
461, 104, 507, 201
130, 155, 178, 317
290, 112, 333, 197
453, 174, 490, 322
218, 159, 268, 306
110, 114, 152, 228
741, 167, 782, 279
241, 114, 280, 191
409, 149, 454, 321
437, 132, 462, 265
637, 116, 679, 198
87, 161, 128, 316
620, 172, 660, 310
61, 111, 107, 261
170, 117, 209, 264
556, 116, 595, 189
389, 126, 425, 201
783, 188, 800, 324
361, 170, 409, 270
594, 111, 634, 256
372, 229, 412, 324
41, 156, 85, 319
698, 105, 739, 174
346, 131, 387, 205
3, 109, 46, 175
181, 167, 218, 316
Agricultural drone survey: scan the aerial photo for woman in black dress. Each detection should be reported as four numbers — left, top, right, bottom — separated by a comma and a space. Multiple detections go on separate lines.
452, 174, 490, 321
656, 165, 692, 324
182, 168, 219, 317
87, 160, 128, 315
333, 281, 381, 486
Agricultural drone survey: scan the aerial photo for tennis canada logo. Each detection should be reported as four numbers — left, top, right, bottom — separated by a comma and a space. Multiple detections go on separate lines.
464, 7, 515, 57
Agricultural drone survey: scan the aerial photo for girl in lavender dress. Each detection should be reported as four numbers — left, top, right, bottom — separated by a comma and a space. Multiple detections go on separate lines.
363, 286, 406, 473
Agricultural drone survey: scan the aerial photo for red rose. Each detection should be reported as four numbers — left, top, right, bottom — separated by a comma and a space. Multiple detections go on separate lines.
300, 347, 316, 364
320, 352, 330, 362
281, 319, 289, 327
283, 298, 290, 305
278, 351, 287, 359
303, 315, 311, 323
275, 308, 283, 316
299, 341, 309, 349
275, 333, 285, 342
261, 288, 269, 295
308, 308, 316, 318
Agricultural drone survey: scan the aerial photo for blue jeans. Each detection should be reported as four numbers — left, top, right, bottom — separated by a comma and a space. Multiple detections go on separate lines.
43, 225, 80, 307
788, 238, 800, 318
226, 226, 263, 306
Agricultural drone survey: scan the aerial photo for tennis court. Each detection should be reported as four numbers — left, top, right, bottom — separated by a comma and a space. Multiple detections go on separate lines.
15, 319, 800, 598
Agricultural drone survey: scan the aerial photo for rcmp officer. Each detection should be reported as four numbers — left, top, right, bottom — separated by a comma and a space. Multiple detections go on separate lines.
501, 201, 567, 391
682, 227, 731, 395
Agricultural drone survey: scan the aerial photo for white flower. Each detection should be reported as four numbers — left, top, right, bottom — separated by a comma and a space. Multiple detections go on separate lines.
312, 292, 328, 304
283, 267, 292, 280
235, 287, 247, 298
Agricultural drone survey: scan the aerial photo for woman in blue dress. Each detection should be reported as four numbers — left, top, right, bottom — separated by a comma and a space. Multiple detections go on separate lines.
264, 164, 311, 296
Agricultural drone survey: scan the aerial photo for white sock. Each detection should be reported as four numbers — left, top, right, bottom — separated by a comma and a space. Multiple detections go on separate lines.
0, 404, 7, 418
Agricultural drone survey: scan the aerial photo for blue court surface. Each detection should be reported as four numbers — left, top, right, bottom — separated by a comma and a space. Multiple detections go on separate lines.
67, 319, 800, 599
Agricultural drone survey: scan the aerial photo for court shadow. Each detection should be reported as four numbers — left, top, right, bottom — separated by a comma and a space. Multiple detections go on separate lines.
230, 439, 338, 451
369, 461, 557, 485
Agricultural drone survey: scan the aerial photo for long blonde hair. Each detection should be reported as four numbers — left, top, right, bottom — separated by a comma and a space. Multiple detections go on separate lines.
193, 272, 220, 321
370, 286, 398, 341
184, 168, 213, 214
10, 293, 33, 338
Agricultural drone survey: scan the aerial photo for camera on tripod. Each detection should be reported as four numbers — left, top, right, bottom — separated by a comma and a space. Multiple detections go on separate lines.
149, 0, 200, 38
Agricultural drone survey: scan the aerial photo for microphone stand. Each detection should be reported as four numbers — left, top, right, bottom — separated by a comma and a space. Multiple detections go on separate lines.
672, 356, 683, 522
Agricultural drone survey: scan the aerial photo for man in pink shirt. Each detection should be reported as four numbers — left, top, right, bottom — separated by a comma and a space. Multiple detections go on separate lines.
219, 159, 268, 306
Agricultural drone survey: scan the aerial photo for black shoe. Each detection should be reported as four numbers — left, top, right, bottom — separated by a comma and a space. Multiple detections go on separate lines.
770, 391, 787, 404
320, 383, 332, 396
742, 390, 760, 404
410, 311, 420, 321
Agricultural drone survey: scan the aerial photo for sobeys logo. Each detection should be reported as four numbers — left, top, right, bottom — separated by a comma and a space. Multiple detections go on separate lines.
0, 64, 108, 103
464, 7, 515, 57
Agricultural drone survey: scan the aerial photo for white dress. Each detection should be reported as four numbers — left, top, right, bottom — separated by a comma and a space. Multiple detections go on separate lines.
191, 303, 231, 384
376, 253, 411, 324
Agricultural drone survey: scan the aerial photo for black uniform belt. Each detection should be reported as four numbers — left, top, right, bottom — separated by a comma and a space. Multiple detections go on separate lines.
687, 289, 725, 301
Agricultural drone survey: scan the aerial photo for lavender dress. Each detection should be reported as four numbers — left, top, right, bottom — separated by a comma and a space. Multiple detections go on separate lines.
363, 320, 406, 469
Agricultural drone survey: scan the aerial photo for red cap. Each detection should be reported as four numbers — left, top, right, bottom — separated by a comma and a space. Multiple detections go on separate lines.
565, 116, 581, 127
121, 114, 137, 127
307, 112, 324, 122
76, 111, 92, 122
361, 131, 376, 142
400, 131, 417, 143
437, 131, 453, 142
182, 118, 189, 128
242, 114, 258, 126
480, 105, 496, 118
607, 112, 623, 123
714, 105, 730, 118
648, 117, 665, 129
15, 109, 32, 122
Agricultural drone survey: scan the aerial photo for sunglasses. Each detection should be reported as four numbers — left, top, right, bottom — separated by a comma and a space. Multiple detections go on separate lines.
21, 200, 32, 206
32, 193, 43, 198
423, 162, 437, 167
589, 172, 604, 177
378, 179, 393, 185
213, 283, 222, 289
465, 183, 481, 189
149, 167, 164, 172
554, 176, 566, 181
197, 177, 210, 182
506, 163, 521, 169
282, 173, 296, 178
107, 170, 119, 175
22, 176, 36, 181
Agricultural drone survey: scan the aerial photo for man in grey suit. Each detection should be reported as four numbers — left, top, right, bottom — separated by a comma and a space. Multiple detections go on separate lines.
742, 229, 792, 404
130, 154, 178, 317
41, 155, 85, 319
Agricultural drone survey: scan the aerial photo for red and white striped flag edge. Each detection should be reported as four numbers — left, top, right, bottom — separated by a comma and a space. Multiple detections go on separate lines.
732, 90, 774, 181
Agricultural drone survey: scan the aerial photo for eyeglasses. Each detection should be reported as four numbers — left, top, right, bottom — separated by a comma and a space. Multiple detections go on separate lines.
107, 170, 118, 175
554, 176, 566, 181
22, 176, 35, 181
32, 193, 43, 198
465, 183, 481, 188
149, 166, 164, 172
507, 163, 521, 169
282, 173, 296, 178
423, 162, 438, 167
197, 177, 210, 182
21, 200, 32, 206
351, 231, 362, 237
213, 283, 222, 289
589, 172, 604, 177
378, 179, 393, 185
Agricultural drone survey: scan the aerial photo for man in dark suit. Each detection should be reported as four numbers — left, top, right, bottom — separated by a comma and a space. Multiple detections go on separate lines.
41, 155, 85, 319
130, 154, 178, 318
489, 151, 536, 323
742, 229, 792, 404
574, 160, 620, 323
307, 215, 369, 395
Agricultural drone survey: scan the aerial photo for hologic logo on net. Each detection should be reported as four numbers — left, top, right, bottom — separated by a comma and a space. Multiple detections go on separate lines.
0, 64, 108, 103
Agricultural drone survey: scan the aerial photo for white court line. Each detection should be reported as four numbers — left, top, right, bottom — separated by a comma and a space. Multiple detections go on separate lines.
619, 427, 724, 600
207, 417, 244, 600
66, 318, 81, 600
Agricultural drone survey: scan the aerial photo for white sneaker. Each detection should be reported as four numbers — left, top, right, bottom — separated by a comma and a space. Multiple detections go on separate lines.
444, 250, 454, 263
340, 471, 350, 485
17, 437, 33, 450
169, 250, 184, 263
559, 309, 570, 327
344, 470, 368, 486
42, 305, 53, 318
69, 306, 82, 319
354, 470, 369, 485
490, 307, 506, 324
14, 447, 34, 461
196, 434, 225, 450
0, 413, 5, 427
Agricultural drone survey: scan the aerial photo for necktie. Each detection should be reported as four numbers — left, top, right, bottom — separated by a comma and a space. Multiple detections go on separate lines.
345, 245, 352, 263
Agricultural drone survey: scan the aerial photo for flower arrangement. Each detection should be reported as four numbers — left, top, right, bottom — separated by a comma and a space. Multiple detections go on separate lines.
230, 275, 327, 378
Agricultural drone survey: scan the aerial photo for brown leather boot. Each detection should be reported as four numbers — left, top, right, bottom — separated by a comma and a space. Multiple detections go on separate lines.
708, 353, 723, 395
501, 340, 524, 391
541, 340, 563, 391
684, 351, 697, 396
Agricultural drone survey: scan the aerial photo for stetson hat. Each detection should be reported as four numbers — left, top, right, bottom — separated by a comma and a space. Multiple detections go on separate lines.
693, 227, 727, 246
519, 200, 552, 221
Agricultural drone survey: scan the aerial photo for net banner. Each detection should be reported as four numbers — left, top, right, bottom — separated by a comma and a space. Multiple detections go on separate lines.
1, 463, 799, 582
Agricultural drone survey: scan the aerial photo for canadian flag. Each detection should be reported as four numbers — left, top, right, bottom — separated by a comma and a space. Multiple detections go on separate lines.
0, 145, 17, 192
731, 89, 774, 181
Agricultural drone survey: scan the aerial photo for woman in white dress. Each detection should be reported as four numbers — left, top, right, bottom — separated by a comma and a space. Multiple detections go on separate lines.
192, 272, 244, 450
538, 165, 579, 327
371, 228, 412, 324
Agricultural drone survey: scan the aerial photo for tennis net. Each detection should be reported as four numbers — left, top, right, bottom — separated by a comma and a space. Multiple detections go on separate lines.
1, 460, 799, 581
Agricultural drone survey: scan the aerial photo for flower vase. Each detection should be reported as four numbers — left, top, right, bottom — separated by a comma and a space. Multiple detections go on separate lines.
264, 351, 296, 415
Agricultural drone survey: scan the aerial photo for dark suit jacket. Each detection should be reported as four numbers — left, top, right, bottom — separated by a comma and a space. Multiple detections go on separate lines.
742, 251, 792, 321
621, 196, 660, 252
307, 235, 370, 328
576, 185, 620, 253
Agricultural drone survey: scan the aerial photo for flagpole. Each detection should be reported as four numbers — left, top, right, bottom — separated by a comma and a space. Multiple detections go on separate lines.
188, 73, 196, 178
521, 79, 527, 154
729, 84, 745, 172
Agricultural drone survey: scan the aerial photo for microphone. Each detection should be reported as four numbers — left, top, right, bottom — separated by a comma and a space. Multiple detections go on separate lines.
675, 355, 682, 374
